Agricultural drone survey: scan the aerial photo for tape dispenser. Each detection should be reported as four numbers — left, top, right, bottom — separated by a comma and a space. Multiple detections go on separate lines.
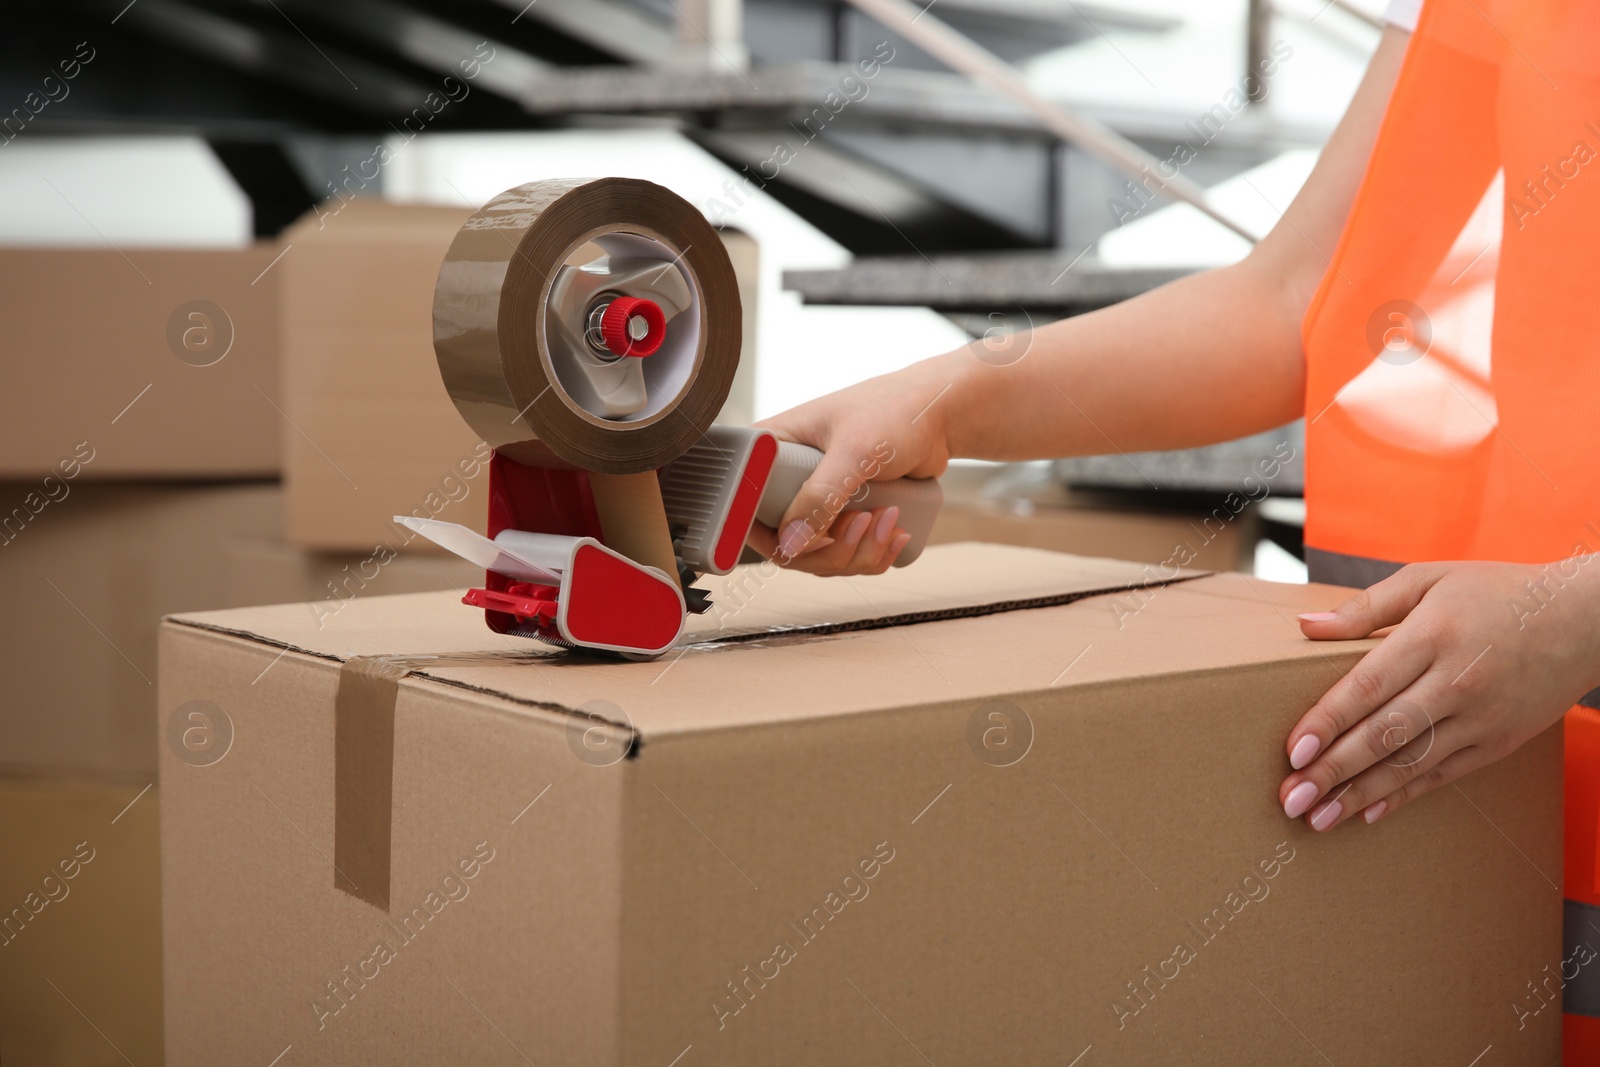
399, 178, 942, 658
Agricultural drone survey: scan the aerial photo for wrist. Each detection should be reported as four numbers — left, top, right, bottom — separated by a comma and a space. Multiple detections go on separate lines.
913, 347, 988, 459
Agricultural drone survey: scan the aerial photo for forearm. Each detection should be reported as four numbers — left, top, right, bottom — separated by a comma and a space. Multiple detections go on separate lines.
753, 28, 1409, 570
913, 25, 1411, 466
928, 252, 1307, 462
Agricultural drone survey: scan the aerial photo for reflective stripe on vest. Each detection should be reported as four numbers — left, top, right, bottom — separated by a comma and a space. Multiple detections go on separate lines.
1565, 900, 1600, 1019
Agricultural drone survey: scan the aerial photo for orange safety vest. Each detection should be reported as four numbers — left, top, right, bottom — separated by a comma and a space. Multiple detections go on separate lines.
1302, 0, 1600, 1058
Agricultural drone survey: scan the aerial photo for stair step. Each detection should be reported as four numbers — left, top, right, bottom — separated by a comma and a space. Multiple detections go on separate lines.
783, 253, 1191, 310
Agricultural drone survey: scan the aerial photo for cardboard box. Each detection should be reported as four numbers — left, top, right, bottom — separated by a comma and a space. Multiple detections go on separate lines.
931, 500, 1257, 572
931, 463, 1263, 572
0, 245, 282, 479
279, 200, 761, 552
279, 201, 485, 551
0, 774, 163, 1067
158, 543, 1560, 1065
0, 481, 478, 779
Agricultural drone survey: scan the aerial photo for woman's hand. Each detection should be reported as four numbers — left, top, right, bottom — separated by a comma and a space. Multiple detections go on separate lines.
746, 353, 970, 574
1280, 559, 1600, 830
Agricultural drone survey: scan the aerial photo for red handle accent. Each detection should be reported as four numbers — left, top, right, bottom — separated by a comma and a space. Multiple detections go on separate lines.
601, 297, 666, 358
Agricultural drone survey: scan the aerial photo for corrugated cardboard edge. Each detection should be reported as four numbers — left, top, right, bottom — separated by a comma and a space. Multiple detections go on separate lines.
163, 566, 1211, 911
164, 567, 1214, 723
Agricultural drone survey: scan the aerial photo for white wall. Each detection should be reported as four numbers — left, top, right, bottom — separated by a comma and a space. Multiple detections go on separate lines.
0, 136, 251, 247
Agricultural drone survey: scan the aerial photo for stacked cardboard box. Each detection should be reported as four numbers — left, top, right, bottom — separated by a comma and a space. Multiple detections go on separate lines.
0, 236, 472, 1063
1, 775, 162, 1067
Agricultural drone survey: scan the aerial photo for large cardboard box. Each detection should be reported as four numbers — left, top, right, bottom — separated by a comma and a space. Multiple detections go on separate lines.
279, 200, 760, 552
158, 543, 1561, 1064
0, 481, 477, 779
0, 245, 282, 478
0, 775, 163, 1067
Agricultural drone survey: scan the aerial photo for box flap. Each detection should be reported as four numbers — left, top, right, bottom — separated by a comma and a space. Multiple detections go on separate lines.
167, 542, 1378, 738
165, 543, 1231, 732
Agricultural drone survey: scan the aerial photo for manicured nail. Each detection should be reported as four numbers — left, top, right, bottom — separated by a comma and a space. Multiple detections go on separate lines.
1363, 800, 1387, 824
888, 531, 911, 556
1309, 799, 1342, 831
1283, 781, 1319, 819
1289, 734, 1321, 770
779, 518, 815, 558
843, 511, 872, 547
1298, 612, 1339, 623
874, 506, 900, 545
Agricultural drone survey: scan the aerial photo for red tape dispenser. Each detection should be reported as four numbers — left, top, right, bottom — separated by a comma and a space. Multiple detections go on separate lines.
400, 177, 942, 658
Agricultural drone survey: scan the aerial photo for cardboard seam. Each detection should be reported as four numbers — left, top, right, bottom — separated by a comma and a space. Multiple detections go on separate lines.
698, 573, 1211, 644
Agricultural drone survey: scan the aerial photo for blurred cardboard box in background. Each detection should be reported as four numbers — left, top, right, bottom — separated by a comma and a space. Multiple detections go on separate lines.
278, 202, 483, 551
0, 481, 476, 780
0, 775, 162, 1067
0, 245, 283, 479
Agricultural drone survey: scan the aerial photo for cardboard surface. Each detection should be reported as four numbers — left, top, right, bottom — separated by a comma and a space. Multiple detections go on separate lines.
171, 544, 1208, 735
279, 200, 763, 552
158, 544, 1562, 1065
0, 482, 479, 778
0, 775, 163, 1067
0, 245, 282, 479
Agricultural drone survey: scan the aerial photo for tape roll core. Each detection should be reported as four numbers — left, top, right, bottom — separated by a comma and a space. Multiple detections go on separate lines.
434, 177, 740, 474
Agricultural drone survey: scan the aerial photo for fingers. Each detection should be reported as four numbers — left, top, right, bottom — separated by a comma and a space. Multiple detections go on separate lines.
773, 443, 881, 560
1282, 708, 1464, 831
1358, 745, 1497, 825
1283, 628, 1437, 771
1296, 562, 1443, 641
751, 507, 909, 576
745, 520, 780, 560
802, 507, 907, 576
745, 522, 831, 562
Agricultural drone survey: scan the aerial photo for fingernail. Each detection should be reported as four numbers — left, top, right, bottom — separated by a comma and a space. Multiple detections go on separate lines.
1283, 781, 1319, 819
779, 518, 815, 558
1363, 800, 1387, 824
1309, 799, 1342, 831
843, 511, 872, 547
1298, 612, 1339, 623
889, 531, 911, 556
874, 506, 900, 545
1289, 734, 1321, 770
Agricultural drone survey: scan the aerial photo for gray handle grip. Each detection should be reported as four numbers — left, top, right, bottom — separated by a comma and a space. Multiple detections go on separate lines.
754, 442, 942, 566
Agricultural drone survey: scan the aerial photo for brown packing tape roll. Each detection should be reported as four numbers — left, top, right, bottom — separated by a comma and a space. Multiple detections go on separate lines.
432, 177, 741, 475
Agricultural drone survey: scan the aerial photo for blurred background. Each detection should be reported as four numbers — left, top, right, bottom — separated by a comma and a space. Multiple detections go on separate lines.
0, 0, 1382, 1061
